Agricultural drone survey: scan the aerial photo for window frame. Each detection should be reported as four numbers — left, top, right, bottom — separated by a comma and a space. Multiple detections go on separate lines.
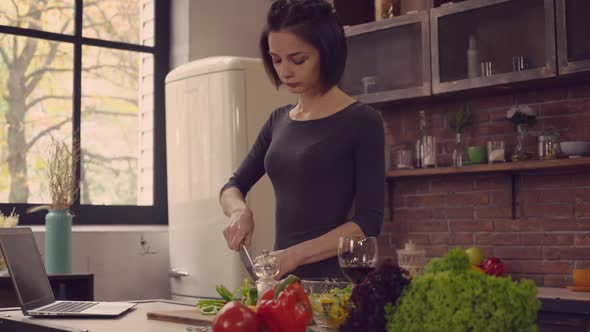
0, 0, 169, 225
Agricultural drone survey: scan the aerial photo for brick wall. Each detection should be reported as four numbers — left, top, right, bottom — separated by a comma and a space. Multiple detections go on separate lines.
379, 82, 590, 287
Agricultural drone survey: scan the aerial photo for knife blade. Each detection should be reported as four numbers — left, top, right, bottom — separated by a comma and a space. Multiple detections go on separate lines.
239, 243, 257, 280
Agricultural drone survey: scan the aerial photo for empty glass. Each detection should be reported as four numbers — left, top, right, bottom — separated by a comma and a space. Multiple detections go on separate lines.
396, 149, 413, 169
512, 56, 526, 72
421, 136, 437, 168
487, 141, 506, 164
481, 61, 493, 76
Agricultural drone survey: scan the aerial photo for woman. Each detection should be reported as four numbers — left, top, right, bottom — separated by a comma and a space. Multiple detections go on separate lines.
219, 0, 384, 279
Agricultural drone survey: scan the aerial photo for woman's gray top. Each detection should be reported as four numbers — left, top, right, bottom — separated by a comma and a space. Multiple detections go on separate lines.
220, 101, 385, 279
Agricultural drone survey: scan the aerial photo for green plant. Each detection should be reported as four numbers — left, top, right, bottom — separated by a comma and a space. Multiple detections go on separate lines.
450, 106, 471, 133
386, 248, 541, 332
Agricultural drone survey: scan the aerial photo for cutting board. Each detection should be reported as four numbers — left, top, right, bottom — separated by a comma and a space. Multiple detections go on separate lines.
146, 309, 215, 326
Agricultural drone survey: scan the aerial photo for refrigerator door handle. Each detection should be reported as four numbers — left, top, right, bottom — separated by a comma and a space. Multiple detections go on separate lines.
169, 268, 190, 278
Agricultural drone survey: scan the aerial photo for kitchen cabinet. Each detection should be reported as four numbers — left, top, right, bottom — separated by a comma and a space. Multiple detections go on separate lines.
337, 0, 590, 105
556, 0, 590, 75
341, 11, 431, 104
430, 0, 556, 94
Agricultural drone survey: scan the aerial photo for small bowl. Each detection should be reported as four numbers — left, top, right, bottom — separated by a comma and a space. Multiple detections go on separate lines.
301, 278, 352, 329
467, 146, 487, 164
560, 141, 590, 158
573, 269, 590, 287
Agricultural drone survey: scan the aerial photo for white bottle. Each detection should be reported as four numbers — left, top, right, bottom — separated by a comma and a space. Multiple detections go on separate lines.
467, 35, 479, 79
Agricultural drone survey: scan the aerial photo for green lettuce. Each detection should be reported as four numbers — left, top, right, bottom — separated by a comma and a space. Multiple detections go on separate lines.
386, 248, 540, 332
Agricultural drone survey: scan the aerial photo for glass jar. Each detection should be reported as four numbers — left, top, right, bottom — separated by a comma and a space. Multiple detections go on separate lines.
396, 240, 426, 277
538, 131, 559, 160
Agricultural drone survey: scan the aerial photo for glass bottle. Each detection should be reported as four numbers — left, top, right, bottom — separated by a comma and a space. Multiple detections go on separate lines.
253, 250, 279, 297
415, 111, 426, 168
452, 133, 467, 167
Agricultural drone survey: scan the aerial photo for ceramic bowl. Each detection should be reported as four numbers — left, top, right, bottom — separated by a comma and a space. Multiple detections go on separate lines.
560, 141, 590, 158
573, 268, 590, 287
467, 146, 487, 164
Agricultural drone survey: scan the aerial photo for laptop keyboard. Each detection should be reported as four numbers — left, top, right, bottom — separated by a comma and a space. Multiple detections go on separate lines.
41, 301, 99, 313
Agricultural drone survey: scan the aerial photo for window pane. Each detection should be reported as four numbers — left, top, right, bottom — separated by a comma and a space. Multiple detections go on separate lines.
83, 0, 154, 46
81, 46, 153, 206
0, 1, 74, 35
0, 35, 73, 204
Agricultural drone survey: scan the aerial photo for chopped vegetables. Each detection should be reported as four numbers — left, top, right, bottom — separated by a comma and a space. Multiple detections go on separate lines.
198, 277, 258, 315
195, 299, 226, 315
308, 285, 351, 327
215, 285, 234, 302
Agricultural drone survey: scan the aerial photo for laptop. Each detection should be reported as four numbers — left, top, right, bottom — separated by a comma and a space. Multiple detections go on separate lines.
0, 227, 136, 317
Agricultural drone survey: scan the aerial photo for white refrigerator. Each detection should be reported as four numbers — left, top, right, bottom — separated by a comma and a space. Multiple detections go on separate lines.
164, 57, 294, 301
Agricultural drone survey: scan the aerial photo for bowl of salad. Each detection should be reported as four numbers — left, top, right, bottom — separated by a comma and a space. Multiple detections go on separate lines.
301, 278, 352, 329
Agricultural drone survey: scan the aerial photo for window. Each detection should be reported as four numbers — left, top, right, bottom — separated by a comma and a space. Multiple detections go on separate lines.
0, 0, 169, 224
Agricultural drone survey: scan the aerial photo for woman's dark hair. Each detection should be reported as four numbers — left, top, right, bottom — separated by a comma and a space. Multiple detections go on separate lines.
260, 0, 347, 94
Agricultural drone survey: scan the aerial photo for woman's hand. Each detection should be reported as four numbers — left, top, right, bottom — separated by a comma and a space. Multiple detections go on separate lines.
271, 248, 301, 280
223, 206, 254, 251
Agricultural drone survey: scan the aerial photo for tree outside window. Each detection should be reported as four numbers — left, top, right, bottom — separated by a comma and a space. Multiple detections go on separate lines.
0, 0, 167, 224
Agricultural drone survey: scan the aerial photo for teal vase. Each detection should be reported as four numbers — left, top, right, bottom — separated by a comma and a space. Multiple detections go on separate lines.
44, 209, 72, 274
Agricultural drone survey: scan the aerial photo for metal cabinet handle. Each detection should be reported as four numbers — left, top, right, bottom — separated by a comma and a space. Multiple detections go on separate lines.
168, 268, 190, 278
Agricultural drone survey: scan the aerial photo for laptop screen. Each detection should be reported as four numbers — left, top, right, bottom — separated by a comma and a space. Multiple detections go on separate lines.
0, 228, 54, 305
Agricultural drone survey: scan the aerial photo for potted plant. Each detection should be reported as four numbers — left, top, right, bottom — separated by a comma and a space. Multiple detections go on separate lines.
449, 106, 471, 167
506, 105, 536, 161
29, 137, 80, 274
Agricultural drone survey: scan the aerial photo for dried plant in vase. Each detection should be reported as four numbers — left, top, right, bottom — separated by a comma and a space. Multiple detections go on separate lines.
28, 136, 80, 274
0, 209, 19, 271
28, 137, 80, 213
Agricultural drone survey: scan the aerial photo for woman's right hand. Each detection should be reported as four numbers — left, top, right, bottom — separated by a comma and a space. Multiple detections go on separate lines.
222, 206, 254, 251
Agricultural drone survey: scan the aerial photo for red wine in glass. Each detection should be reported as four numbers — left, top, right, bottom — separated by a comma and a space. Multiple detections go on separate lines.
338, 236, 378, 285
341, 265, 376, 284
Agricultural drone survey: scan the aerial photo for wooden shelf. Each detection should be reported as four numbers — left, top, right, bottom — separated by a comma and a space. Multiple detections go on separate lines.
385, 157, 590, 221
387, 157, 590, 178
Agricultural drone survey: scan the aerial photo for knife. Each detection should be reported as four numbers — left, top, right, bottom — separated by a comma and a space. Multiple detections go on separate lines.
239, 243, 257, 280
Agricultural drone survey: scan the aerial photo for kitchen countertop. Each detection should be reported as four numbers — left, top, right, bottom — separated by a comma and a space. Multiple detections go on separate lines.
537, 287, 590, 302
0, 289, 588, 332
0, 300, 325, 332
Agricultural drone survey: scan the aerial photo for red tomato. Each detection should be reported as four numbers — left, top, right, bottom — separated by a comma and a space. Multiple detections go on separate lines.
212, 301, 261, 332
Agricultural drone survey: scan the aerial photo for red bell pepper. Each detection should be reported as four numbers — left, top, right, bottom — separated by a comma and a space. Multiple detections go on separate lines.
257, 275, 313, 332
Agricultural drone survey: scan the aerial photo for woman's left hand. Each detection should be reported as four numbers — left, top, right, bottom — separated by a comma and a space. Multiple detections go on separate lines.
270, 248, 300, 280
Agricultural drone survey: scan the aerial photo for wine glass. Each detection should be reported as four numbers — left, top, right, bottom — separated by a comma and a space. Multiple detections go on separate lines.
337, 236, 378, 285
